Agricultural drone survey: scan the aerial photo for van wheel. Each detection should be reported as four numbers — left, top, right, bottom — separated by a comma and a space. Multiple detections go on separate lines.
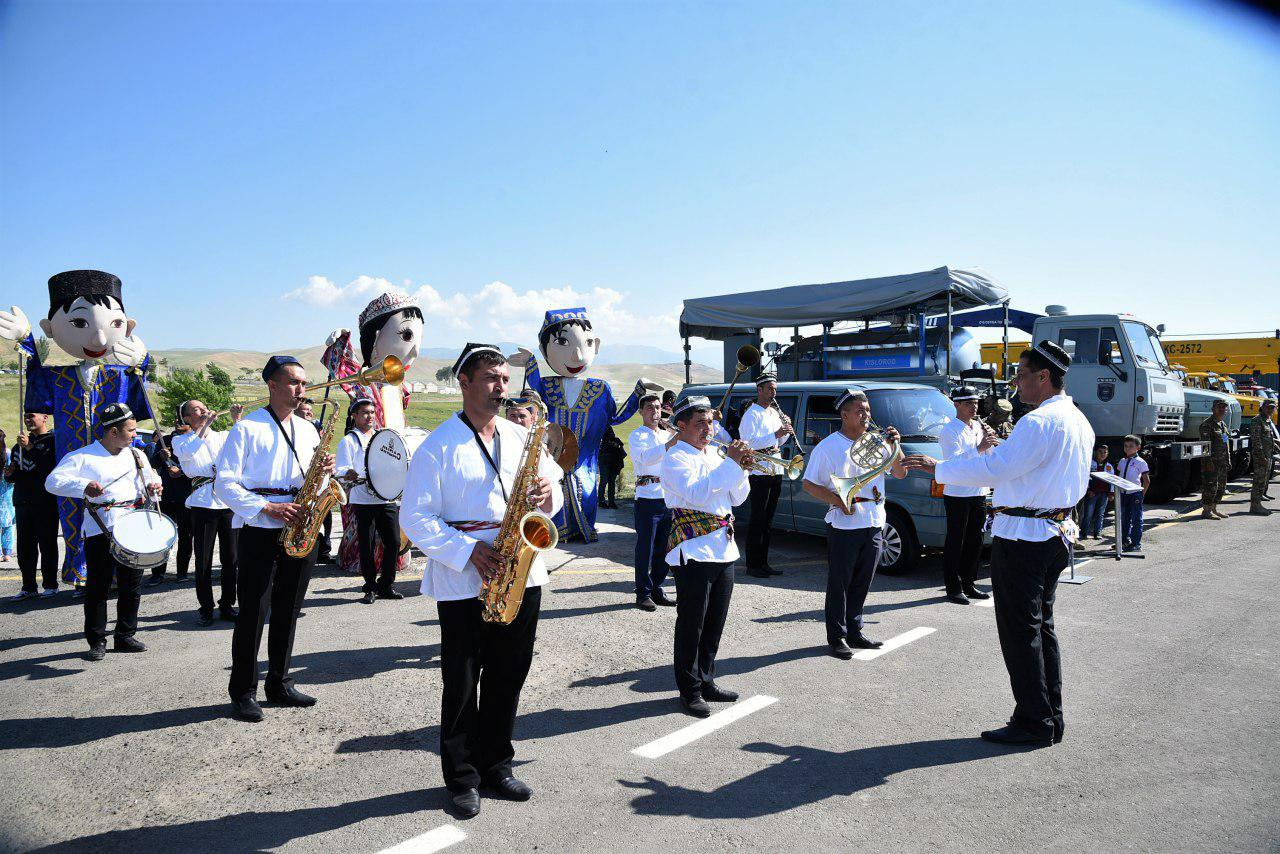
879, 508, 920, 575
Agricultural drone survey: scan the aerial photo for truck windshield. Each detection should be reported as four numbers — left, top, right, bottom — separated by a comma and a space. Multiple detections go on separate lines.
866, 388, 954, 440
1123, 322, 1169, 370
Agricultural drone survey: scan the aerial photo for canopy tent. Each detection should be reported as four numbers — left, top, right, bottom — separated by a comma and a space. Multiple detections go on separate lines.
679, 266, 1008, 341
924, 306, 1042, 335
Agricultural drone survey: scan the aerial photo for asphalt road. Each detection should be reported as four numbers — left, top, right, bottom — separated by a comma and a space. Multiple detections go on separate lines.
0, 482, 1276, 853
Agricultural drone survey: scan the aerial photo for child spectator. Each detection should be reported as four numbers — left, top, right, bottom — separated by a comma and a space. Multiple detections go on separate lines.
1117, 435, 1151, 552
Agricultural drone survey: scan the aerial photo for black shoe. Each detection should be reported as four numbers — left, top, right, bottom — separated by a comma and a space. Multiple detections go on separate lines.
232, 697, 264, 722
485, 776, 533, 801
746, 567, 771, 579
317, 552, 333, 565
680, 694, 712, 718
377, 588, 404, 600
1053, 722, 1065, 745
145, 575, 165, 587
85, 643, 107, 662
175, 573, 190, 583
635, 597, 657, 612
964, 588, 991, 600
828, 639, 854, 660
114, 636, 147, 653
451, 788, 481, 819
651, 592, 677, 607
946, 593, 971, 605
360, 591, 377, 605
702, 683, 738, 702
197, 612, 215, 627
764, 564, 783, 576
980, 724, 1052, 747
266, 686, 317, 707
219, 606, 239, 621
848, 632, 882, 650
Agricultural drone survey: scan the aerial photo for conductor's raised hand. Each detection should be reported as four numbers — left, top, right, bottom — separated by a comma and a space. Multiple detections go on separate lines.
901, 454, 938, 474
261, 502, 302, 526
978, 423, 999, 452
470, 540, 505, 581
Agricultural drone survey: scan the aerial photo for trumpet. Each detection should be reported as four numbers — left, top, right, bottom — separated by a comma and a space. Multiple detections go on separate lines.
210, 355, 407, 419
708, 436, 805, 481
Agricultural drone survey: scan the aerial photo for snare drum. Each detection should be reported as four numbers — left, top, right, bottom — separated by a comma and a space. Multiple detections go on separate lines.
110, 509, 179, 571
365, 428, 411, 502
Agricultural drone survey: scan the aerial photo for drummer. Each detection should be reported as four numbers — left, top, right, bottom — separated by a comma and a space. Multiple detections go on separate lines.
45, 403, 162, 661
336, 396, 403, 604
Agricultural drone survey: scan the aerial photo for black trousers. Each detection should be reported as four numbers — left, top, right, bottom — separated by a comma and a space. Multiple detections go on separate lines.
825, 525, 881, 643
154, 503, 193, 578
83, 533, 143, 646
191, 507, 238, 615
673, 559, 734, 697
633, 497, 672, 600
745, 474, 782, 569
228, 525, 314, 702
600, 464, 622, 505
16, 503, 60, 592
354, 503, 400, 592
943, 495, 986, 596
437, 585, 541, 792
990, 536, 1068, 739
318, 508, 333, 560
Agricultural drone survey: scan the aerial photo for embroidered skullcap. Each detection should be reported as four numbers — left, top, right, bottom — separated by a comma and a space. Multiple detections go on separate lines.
835, 388, 868, 411
672, 395, 712, 419
950, 385, 981, 402
755, 372, 777, 386
452, 343, 503, 378
540, 307, 591, 336
101, 403, 134, 428
1033, 340, 1071, 373
358, 292, 420, 332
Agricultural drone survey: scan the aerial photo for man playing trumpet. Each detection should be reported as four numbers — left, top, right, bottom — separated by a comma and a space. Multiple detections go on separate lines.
801, 389, 905, 659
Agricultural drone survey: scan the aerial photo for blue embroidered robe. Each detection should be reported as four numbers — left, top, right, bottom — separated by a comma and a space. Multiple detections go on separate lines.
19, 335, 154, 583
526, 363, 641, 542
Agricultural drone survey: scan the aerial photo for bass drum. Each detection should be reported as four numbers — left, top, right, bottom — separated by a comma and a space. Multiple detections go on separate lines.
365, 428, 411, 502
111, 509, 179, 571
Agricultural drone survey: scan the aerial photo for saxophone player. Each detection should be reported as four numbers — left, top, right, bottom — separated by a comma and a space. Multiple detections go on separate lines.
215, 356, 335, 723
400, 343, 562, 820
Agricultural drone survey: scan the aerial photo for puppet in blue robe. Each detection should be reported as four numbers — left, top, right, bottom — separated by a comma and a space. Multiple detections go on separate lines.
514, 307, 653, 543
0, 271, 153, 584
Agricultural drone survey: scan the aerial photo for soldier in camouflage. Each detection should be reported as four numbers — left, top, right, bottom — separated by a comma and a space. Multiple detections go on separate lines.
1199, 398, 1231, 520
1249, 398, 1277, 516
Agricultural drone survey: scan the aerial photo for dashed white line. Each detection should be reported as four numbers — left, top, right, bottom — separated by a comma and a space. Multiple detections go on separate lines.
632, 694, 779, 759
853, 626, 936, 660
378, 824, 467, 854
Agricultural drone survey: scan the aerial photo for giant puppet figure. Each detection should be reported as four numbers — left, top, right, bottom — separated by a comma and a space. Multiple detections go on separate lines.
512, 307, 653, 543
0, 270, 152, 583
321, 292, 425, 574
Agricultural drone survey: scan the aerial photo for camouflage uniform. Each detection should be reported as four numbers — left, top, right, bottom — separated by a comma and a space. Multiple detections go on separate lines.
1250, 410, 1277, 513
1199, 416, 1231, 517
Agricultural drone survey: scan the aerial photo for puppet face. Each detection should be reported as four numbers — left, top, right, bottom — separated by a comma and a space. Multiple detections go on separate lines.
39, 297, 135, 361
370, 309, 424, 370
542, 323, 599, 377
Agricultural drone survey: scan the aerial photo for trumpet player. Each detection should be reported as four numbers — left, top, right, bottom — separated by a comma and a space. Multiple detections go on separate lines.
399, 344, 562, 819
939, 386, 993, 605
215, 356, 335, 723
801, 389, 906, 659
738, 372, 793, 578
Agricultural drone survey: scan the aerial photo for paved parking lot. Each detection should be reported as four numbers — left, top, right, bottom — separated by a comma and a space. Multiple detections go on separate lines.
0, 484, 1276, 853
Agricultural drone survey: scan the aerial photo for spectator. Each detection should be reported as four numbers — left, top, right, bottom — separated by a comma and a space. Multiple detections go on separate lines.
4, 414, 60, 599
0, 440, 14, 564
148, 423, 194, 585
598, 426, 627, 509
1116, 435, 1150, 552
1079, 444, 1114, 539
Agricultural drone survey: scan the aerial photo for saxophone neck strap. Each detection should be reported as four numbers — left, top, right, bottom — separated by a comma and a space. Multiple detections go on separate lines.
458, 412, 507, 502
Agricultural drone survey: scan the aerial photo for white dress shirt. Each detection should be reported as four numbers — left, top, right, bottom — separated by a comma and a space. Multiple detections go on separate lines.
937, 417, 990, 498
737, 402, 784, 476
628, 425, 672, 500
400, 413, 565, 602
213, 408, 323, 529
335, 429, 387, 506
661, 440, 751, 565
46, 442, 160, 537
935, 394, 1094, 542
802, 430, 886, 530
172, 430, 230, 510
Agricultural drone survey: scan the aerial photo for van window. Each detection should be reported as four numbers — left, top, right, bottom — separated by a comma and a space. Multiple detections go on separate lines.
805, 388, 954, 445
805, 396, 841, 445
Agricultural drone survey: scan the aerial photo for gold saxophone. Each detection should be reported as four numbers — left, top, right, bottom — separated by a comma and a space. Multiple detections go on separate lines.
282, 402, 348, 558
481, 396, 559, 624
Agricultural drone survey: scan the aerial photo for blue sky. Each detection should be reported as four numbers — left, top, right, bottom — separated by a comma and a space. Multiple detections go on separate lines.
1, 0, 1277, 360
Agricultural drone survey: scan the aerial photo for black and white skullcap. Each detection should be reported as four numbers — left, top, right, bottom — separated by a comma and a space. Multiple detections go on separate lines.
950, 385, 981, 402
672, 395, 712, 419
755, 371, 777, 386
835, 388, 868, 411
101, 402, 134, 428
452, 343, 503, 378
1033, 340, 1071, 373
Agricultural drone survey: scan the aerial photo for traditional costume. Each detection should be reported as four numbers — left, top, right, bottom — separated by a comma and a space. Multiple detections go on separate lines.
335, 395, 403, 601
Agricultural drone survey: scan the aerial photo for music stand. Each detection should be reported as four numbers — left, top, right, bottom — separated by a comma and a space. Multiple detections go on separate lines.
1091, 471, 1145, 562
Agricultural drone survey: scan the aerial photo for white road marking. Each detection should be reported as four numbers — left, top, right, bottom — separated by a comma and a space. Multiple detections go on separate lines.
378, 824, 467, 854
853, 626, 936, 660
975, 596, 995, 608
632, 694, 779, 759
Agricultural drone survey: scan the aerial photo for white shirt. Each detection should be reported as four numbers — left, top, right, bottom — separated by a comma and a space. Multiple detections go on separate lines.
737, 402, 784, 476
628, 425, 672, 500
400, 413, 565, 602
46, 442, 160, 537
172, 430, 230, 510
336, 429, 386, 505
935, 394, 1094, 542
802, 430, 887, 530
937, 417, 990, 498
213, 408, 323, 529
1116, 454, 1149, 487
661, 440, 751, 565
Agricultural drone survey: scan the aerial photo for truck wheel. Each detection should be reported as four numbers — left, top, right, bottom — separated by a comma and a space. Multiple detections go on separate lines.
878, 507, 920, 575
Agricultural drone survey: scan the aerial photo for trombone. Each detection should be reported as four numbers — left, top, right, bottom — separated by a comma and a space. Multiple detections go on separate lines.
210, 355, 407, 419
708, 436, 805, 481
